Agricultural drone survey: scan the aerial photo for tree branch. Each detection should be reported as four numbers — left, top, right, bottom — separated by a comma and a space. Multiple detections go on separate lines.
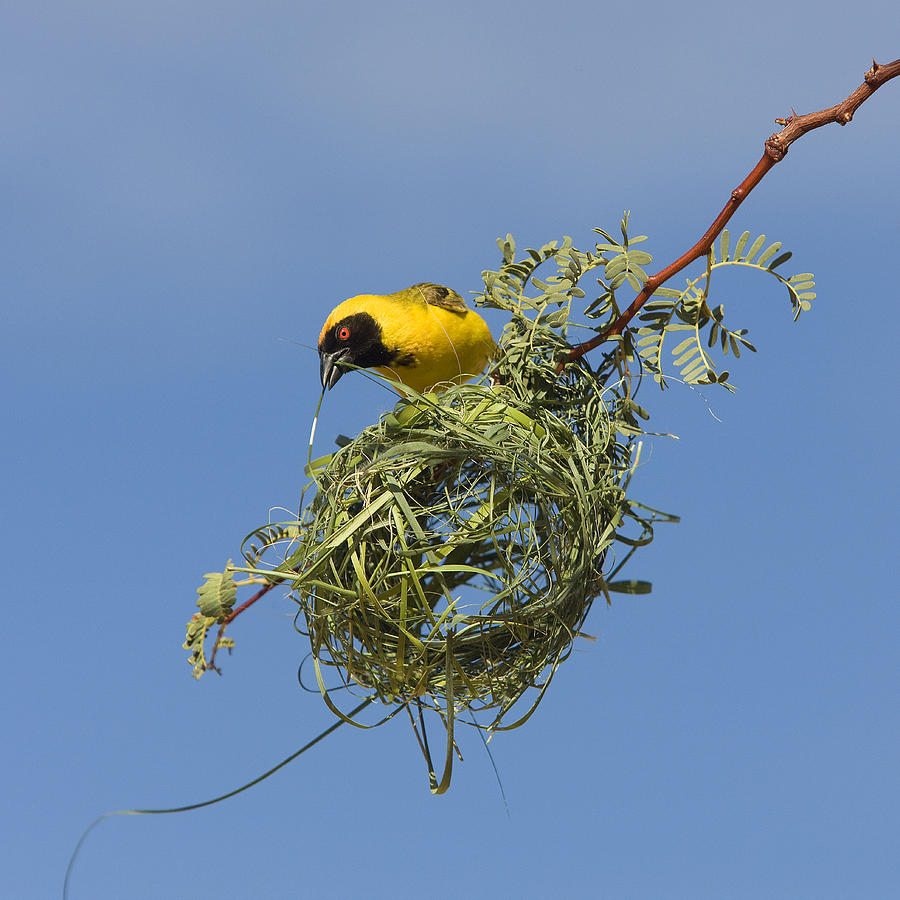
562, 56, 900, 367
207, 579, 280, 673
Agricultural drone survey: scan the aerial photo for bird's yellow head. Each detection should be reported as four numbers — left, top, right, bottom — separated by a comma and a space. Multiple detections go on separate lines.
317, 283, 494, 395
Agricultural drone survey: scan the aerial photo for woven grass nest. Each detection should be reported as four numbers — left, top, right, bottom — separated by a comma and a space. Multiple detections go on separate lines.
189, 223, 807, 789
250, 313, 659, 773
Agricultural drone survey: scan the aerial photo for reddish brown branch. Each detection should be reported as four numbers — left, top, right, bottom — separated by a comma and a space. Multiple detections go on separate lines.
562, 56, 900, 367
207, 579, 281, 673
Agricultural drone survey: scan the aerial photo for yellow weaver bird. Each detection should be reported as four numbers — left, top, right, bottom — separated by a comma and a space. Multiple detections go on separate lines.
318, 283, 495, 395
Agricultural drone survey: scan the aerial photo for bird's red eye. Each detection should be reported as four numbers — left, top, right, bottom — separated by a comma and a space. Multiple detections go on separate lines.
337, 325, 351, 341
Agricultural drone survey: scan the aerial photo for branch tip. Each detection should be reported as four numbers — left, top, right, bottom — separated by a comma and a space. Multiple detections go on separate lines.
560, 54, 900, 369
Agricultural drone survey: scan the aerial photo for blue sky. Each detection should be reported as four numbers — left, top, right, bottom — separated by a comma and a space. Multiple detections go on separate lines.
2, 3, 898, 898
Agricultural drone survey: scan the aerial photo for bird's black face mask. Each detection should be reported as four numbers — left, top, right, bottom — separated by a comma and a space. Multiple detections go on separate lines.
317, 311, 398, 390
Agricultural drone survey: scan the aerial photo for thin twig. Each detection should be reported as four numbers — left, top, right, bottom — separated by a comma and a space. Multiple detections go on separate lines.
207, 579, 281, 672
562, 56, 900, 367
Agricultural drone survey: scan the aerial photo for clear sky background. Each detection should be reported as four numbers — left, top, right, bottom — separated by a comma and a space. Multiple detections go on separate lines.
2, 3, 897, 898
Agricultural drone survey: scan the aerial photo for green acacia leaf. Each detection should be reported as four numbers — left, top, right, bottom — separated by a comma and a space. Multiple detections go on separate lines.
584, 291, 612, 315
674, 347, 700, 367
719, 229, 730, 262
681, 362, 708, 382
671, 337, 696, 355
605, 255, 628, 278
756, 242, 782, 266
538, 309, 569, 328
607, 580, 652, 594
196, 568, 237, 620
745, 234, 766, 262
767, 251, 792, 270
629, 267, 648, 285
627, 250, 653, 265
733, 230, 751, 260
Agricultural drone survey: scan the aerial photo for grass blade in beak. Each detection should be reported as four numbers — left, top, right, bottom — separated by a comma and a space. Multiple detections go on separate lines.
319, 351, 347, 390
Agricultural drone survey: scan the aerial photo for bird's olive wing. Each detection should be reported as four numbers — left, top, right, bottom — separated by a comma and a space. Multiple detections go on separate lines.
411, 282, 469, 313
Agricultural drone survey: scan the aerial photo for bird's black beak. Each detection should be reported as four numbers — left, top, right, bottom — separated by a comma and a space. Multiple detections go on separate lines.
319, 349, 348, 390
